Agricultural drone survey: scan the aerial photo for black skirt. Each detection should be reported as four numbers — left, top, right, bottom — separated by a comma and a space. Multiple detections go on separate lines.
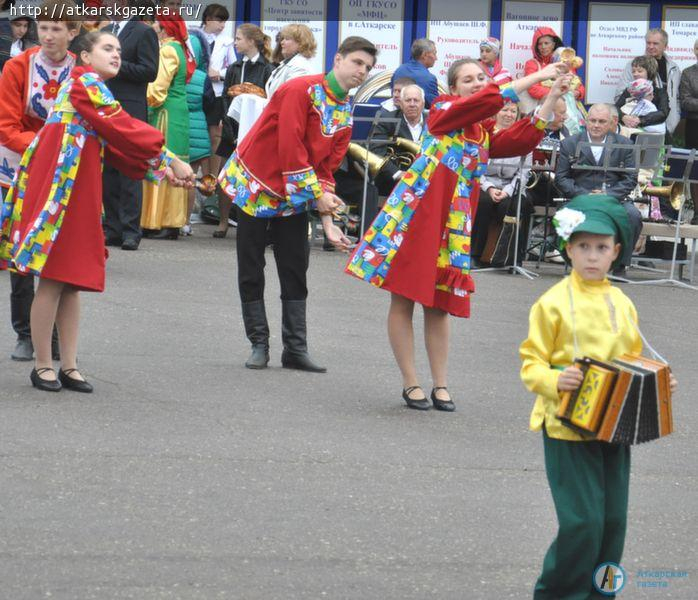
206, 96, 225, 127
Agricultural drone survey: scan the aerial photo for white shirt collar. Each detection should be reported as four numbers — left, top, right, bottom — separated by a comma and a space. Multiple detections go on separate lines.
403, 114, 424, 141
202, 30, 218, 43
243, 53, 260, 63
587, 132, 607, 162
10, 38, 23, 57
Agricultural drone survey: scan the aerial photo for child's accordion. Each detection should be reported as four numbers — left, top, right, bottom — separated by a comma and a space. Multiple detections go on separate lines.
557, 354, 673, 445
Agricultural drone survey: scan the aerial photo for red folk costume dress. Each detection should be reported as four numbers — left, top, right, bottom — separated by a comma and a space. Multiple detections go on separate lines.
346, 83, 548, 318
0, 46, 75, 189
0, 66, 175, 292
218, 73, 352, 217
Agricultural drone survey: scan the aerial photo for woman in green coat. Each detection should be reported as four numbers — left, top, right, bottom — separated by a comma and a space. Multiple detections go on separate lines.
183, 30, 214, 234
141, 14, 193, 239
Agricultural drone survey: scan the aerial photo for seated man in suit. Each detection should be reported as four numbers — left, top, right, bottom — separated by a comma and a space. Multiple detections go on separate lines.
368, 83, 426, 196
556, 103, 641, 274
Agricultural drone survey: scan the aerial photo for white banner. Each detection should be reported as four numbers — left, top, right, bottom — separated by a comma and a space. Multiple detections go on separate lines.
500, 0, 564, 79
339, 0, 404, 77
427, 0, 491, 87
261, 0, 326, 74
586, 3, 650, 104
663, 7, 698, 74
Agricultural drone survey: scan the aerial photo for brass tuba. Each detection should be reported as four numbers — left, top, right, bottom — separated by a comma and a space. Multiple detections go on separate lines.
386, 137, 421, 170
346, 142, 391, 179
641, 182, 685, 210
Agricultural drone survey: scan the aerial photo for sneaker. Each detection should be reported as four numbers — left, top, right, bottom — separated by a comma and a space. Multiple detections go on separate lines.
181, 224, 193, 236
545, 250, 566, 264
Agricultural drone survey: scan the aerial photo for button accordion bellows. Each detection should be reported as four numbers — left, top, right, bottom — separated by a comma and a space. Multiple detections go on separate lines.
557, 355, 673, 445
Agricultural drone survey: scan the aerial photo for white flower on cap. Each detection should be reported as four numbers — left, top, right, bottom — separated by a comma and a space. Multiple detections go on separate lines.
553, 207, 586, 242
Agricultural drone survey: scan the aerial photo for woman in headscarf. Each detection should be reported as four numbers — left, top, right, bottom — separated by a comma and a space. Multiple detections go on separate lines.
141, 13, 195, 239
478, 37, 511, 85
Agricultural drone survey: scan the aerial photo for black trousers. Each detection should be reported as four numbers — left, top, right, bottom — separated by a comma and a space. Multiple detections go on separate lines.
102, 164, 143, 242
236, 210, 309, 303
10, 272, 33, 340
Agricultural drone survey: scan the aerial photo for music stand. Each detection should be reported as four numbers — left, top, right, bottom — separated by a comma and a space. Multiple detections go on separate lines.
474, 155, 539, 280
528, 145, 561, 269
629, 148, 698, 290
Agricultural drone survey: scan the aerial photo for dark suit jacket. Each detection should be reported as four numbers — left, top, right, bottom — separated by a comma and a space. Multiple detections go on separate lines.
103, 19, 159, 122
368, 108, 423, 179
555, 132, 637, 200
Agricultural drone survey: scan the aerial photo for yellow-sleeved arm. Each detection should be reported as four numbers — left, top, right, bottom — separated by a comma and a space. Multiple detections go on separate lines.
520, 300, 562, 401
626, 299, 643, 355
147, 44, 179, 108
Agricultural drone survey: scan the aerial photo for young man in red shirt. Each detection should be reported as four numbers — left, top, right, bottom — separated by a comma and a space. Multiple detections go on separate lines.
218, 36, 377, 373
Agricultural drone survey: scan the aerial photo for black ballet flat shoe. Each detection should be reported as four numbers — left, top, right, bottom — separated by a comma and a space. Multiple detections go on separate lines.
30, 367, 62, 392
402, 386, 430, 410
430, 387, 455, 412
58, 368, 93, 393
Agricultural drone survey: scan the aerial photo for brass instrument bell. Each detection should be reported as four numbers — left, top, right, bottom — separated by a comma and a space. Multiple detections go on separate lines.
347, 142, 391, 179
641, 182, 685, 211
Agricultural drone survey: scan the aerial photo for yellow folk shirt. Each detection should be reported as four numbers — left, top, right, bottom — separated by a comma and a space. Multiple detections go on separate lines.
519, 270, 643, 441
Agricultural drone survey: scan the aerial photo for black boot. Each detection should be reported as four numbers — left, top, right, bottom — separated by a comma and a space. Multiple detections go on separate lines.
281, 300, 326, 373
241, 300, 270, 369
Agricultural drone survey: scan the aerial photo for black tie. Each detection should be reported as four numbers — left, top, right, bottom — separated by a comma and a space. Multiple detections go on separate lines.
111, 22, 119, 36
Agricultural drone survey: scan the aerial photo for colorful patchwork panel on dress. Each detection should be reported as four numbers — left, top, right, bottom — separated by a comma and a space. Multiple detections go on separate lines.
309, 83, 352, 137
0, 76, 101, 275
347, 125, 489, 300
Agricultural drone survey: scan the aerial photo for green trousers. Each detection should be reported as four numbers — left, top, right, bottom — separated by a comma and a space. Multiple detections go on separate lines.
534, 430, 631, 600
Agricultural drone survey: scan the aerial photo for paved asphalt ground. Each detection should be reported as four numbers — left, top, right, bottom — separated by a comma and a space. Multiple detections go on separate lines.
1, 224, 696, 599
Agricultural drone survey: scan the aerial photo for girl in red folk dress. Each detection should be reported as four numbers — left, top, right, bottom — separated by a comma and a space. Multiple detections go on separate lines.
346, 59, 571, 412
0, 31, 194, 393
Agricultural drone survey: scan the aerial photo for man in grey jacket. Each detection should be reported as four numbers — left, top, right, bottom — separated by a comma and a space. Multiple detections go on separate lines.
615, 28, 681, 135
556, 104, 640, 273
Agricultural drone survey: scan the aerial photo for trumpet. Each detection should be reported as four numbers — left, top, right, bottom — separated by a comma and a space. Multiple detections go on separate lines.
641, 182, 685, 211
346, 142, 391, 179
